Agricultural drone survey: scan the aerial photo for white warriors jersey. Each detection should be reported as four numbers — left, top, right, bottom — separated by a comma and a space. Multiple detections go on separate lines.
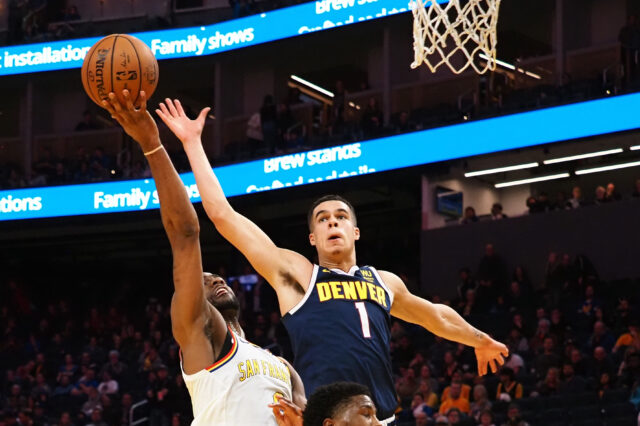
181, 326, 293, 425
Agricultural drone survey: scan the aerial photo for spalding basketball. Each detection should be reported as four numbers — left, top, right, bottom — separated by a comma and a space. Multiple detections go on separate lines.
81, 34, 158, 108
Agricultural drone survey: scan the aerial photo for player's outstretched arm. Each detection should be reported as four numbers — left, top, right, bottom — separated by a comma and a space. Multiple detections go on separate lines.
104, 91, 226, 369
156, 99, 312, 305
380, 270, 509, 376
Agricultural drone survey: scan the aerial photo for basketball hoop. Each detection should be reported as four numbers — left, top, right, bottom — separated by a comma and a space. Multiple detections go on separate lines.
411, 0, 502, 74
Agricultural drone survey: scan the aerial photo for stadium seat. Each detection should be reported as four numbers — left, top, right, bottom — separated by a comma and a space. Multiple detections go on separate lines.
578, 420, 605, 426
600, 388, 630, 405
602, 402, 637, 418
570, 405, 603, 424
538, 408, 567, 424
605, 417, 638, 426
516, 396, 541, 412
566, 391, 599, 407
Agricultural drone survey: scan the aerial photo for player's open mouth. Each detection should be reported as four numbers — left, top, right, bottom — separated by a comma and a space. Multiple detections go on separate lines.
328, 235, 341, 241
215, 287, 228, 297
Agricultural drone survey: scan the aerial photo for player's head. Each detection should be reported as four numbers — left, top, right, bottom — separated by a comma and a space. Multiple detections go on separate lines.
307, 195, 360, 258
203, 272, 240, 314
303, 382, 381, 426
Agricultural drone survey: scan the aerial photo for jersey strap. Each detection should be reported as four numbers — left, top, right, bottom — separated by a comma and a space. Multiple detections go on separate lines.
205, 326, 238, 373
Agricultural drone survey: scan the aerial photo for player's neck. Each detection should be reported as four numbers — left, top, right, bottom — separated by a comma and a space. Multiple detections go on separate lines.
318, 252, 357, 273
221, 312, 243, 338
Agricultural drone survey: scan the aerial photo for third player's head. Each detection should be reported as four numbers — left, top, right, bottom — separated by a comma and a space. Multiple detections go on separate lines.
203, 273, 240, 314
303, 382, 381, 426
307, 195, 360, 261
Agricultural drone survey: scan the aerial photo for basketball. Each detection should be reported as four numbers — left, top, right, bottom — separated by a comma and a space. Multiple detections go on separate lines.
81, 34, 159, 108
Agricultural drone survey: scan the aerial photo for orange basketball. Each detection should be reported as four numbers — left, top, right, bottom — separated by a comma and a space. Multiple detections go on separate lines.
81, 34, 159, 108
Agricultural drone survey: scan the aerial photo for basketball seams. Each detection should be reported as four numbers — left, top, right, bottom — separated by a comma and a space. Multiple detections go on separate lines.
110, 35, 118, 99
123, 36, 142, 106
83, 44, 99, 105
84, 35, 117, 106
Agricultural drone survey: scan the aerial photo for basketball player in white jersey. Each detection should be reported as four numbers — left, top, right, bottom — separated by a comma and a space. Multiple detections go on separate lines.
103, 90, 305, 425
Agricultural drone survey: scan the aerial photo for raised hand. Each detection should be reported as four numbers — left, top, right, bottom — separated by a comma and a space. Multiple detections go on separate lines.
102, 90, 159, 150
156, 98, 210, 146
269, 397, 303, 426
475, 338, 509, 376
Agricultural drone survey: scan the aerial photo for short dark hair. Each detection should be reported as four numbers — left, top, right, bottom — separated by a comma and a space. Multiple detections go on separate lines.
307, 195, 357, 231
303, 382, 372, 426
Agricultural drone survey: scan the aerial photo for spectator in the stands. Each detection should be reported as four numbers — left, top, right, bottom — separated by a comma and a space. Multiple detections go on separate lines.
439, 382, 470, 414
416, 380, 439, 411
469, 384, 492, 422
591, 346, 616, 380
632, 178, 640, 197
558, 362, 586, 394
396, 366, 419, 399
457, 268, 475, 301
446, 407, 465, 425
594, 185, 608, 204
496, 367, 523, 400
529, 318, 552, 354
613, 321, 640, 354
477, 243, 508, 292
329, 80, 346, 137
393, 111, 415, 134
411, 392, 435, 419
361, 97, 384, 138
504, 281, 528, 314
63, 5, 81, 21
605, 182, 621, 202
458, 289, 479, 319
502, 403, 530, 426
536, 367, 560, 396
418, 364, 439, 395
588, 321, 616, 353
260, 95, 278, 154
442, 370, 471, 402
617, 351, 640, 388
97, 370, 118, 396
535, 193, 552, 212
526, 196, 539, 214
566, 186, 584, 209
75, 110, 101, 131
505, 328, 529, 358
534, 337, 561, 379
491, 203, 507, 220
460, 206, 479, 224
478, 409, 496, 426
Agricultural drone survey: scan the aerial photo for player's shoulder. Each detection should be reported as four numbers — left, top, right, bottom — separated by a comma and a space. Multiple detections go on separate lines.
375, 269, 404, 286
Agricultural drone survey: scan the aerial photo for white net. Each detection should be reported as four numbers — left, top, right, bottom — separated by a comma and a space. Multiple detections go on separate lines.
411, 0, 502, 74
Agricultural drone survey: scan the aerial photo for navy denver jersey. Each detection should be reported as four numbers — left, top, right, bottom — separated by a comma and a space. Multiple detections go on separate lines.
281, 264, 397, 419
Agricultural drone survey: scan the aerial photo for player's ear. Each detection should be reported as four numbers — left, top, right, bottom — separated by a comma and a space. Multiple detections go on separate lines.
354, 226, 360, 241
309, 232, 316, 246
322, 419, 335, 426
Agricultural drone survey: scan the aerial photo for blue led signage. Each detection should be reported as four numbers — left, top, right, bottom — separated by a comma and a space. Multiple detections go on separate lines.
1, 92, 639, 221
0, 0, 431, 76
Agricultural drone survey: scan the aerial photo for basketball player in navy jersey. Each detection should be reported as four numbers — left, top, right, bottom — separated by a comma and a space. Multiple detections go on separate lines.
157, 98, 508, 424
103, 91, 305, 425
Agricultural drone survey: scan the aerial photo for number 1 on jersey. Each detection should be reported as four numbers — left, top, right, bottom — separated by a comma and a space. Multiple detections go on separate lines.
355, 302, 371, 338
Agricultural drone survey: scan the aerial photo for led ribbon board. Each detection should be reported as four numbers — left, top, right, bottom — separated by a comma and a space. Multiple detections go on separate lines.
2, 93, 640, 221
0, 0, 440, 76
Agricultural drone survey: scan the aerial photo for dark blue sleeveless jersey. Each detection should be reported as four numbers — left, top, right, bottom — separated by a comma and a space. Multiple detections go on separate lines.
281, 265, 397, 419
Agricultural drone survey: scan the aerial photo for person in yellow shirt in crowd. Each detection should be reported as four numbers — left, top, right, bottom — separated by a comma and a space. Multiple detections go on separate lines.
438, 382, 470, 415
613, 322, 640, 354
440, 370, 471, 402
